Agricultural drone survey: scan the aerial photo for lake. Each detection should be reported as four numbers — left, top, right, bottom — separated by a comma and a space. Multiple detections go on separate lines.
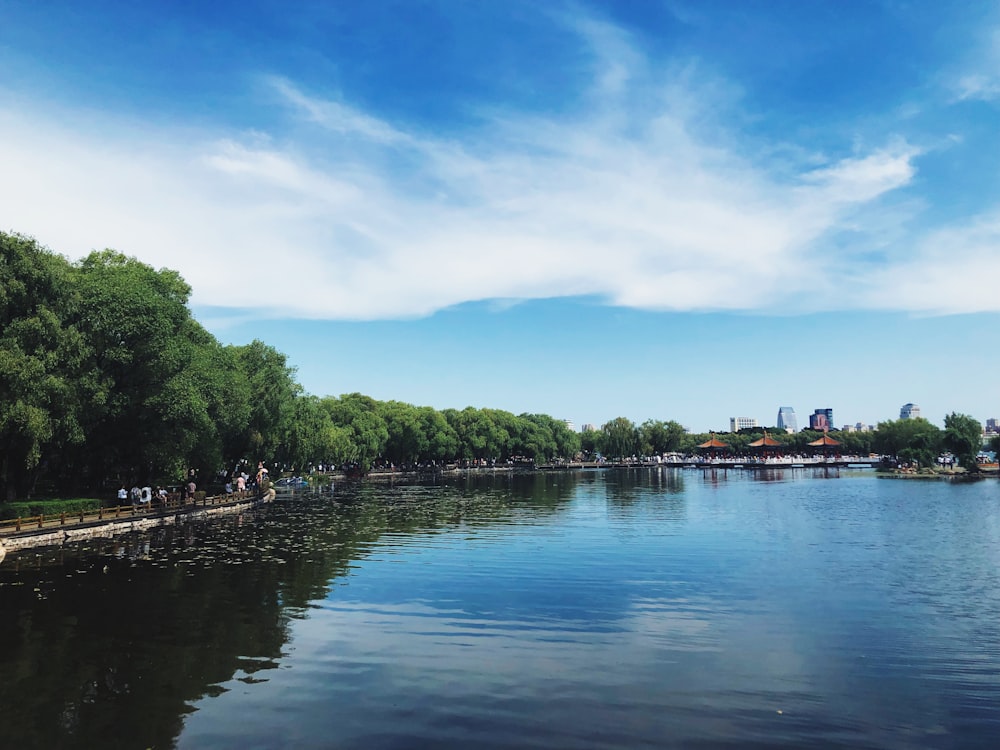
2, 468, 1000, 749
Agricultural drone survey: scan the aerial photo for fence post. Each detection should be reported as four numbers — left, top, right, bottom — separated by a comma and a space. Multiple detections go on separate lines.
15, 517, 21, 532
38, 514, 44, 529
61, 512, 66, 526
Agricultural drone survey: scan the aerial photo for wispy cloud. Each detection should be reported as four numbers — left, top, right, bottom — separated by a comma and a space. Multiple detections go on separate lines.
0, 13, 975, 322
951, 28, 1000, 102
860, 215, 1000, 314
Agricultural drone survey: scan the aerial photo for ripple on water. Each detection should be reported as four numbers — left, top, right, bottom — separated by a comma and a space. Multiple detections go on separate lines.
6, 473, 1000, 749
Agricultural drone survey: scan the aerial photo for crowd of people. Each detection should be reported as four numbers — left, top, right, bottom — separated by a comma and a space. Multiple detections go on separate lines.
115, 461, 272, 509
116, 484, 170, 508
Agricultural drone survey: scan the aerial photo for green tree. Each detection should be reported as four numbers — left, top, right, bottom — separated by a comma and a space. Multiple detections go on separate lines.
379, 400, 427, 465
638, 419, 686, 456
601, 417, 638, 460
579, 428, 601, 458
512, 414, 558, 463
0, 233, 89, 500
279, 395, 333, 471
445, 407, 503, 461
417, 406, 459, 462
69, 250, 215, 485
321, 393, 389, 469
231, 340, 300, 470
872, 418, 942, 468
943, 412, 983, 470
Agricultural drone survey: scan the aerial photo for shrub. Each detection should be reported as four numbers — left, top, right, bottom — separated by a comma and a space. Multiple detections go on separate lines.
0, 498, 103, 520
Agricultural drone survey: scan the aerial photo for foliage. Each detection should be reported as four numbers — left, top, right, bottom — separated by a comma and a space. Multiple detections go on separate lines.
321, 393, 389, 470
1, 231, 995, 501
638, 419, 686, 455
872, 418, 942, 468
0, 497, 102, 521
943, 412, 983, 470
0, 233, 89, 500
601, 417, 638, 460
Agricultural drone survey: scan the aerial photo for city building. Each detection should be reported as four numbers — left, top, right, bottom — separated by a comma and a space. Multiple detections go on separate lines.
855, 422, 872, 432
985, 418, 999, 434
776, 407, 797, 433
809, 408, 834, 431
730, 416, 758, 432
563, 419, 575, 432
581, 424, 597, 433
900, 403, 921, 420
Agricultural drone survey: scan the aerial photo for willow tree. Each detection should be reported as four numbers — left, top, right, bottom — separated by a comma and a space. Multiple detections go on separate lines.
230, 340, 300, 472
321, 393, 389, 469
601, 417, 638, 460
0, 233, 88, 500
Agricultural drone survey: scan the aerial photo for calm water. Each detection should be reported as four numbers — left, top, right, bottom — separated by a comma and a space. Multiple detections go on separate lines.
2, 469, 1000, 749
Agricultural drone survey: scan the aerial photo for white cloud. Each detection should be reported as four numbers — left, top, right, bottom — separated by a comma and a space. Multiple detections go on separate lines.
0, 31, 941, 322
858, 216, 1000, 314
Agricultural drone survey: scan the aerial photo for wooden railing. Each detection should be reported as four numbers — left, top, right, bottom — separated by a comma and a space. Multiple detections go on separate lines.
0, 491, 258, 536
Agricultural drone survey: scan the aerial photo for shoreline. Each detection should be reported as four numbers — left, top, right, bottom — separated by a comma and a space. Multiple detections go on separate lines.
0, 492, 273, 557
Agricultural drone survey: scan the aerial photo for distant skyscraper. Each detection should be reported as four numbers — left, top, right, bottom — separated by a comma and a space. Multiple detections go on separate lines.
563, 419, 575, 432
730, 417, 758, 432
776, 407, 797, 433
809, 408, 834, 431
900, 403, 920, 420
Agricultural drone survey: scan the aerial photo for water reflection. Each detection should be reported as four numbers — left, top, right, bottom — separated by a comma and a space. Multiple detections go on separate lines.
2, 471, 1000, 748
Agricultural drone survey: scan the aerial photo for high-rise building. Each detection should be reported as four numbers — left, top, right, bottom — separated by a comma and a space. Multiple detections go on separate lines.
563, 420, 575, 432
900, 403, 921, 420
581, 424, 597, 433
776, 407, 797, 433
730, 416, 758, 432
809, 408, 834, 431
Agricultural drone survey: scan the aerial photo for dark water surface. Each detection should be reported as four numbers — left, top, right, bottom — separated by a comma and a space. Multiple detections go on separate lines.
2, 469, 1000, 749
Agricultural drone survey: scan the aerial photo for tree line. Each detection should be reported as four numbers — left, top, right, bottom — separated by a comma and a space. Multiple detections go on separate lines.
1, 232, 990, 501
0, 232, 582, 499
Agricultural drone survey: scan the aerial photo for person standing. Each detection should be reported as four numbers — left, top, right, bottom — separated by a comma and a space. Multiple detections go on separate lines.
186, 479, 197, 504
117, 485, 128, 506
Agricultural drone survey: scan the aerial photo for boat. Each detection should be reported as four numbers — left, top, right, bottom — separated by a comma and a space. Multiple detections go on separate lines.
274, 476, 309, 488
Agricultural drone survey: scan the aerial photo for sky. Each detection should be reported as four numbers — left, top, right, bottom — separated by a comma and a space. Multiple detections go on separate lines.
2, 0, 999, 432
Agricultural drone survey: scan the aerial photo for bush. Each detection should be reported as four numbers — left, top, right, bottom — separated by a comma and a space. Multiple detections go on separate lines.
0, 498, 103, 520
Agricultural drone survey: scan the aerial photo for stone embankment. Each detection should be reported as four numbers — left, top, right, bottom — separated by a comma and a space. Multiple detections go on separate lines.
0, 491, 274, 557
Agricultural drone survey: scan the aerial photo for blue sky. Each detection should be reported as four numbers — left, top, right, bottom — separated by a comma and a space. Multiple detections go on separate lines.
2, 0, 999, 432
